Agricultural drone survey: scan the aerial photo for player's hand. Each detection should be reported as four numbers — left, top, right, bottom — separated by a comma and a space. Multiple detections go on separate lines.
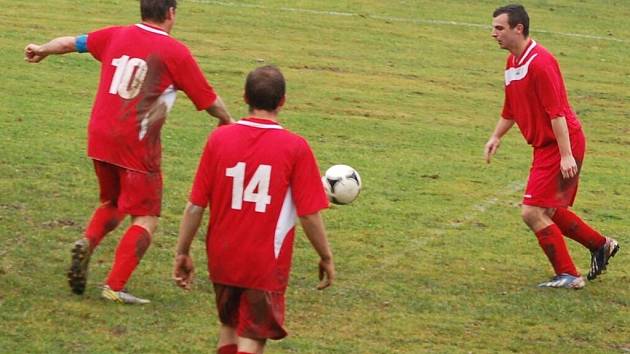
317, 257, 335, 290
173, 254, 195, 290
560, 155, 578, 179
484, 136, 501, 164
24, 44, 47, 63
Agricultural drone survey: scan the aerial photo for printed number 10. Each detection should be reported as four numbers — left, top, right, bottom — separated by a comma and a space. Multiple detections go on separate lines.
226, 162, 272, 213
109, 55, 148, 99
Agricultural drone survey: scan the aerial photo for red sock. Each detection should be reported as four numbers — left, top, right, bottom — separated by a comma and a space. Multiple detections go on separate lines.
236, 352, 254, 354
217, 344, 237, 354
552, 208, 606, 251
534, 224, 579, 276
106, 225, 151, 291
85, 202, 126, 250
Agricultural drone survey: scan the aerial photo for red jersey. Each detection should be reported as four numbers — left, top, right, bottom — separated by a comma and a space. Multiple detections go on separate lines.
501, 40, 582, 148
85, 24, 217, 172
189, 117, 329, 292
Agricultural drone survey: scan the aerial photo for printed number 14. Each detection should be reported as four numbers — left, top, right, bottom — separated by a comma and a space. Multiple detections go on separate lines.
226, 162, 272, 213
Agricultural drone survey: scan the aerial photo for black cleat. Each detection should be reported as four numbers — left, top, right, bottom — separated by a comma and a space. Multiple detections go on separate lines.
67, 238, 91, 295
587, 238, 619, 281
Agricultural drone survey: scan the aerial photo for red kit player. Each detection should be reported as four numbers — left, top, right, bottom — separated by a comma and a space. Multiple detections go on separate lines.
173, 66, 335, 354
24, 0, 233, 303
485, 4, 619, 289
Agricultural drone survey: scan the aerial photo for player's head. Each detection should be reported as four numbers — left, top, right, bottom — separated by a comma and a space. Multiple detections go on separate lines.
141, 0, 177, 24
492, 4, 529, 50
244, 66, 286, 113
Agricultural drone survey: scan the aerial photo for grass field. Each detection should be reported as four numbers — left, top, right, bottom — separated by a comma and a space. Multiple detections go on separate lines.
1, 0, 629, 353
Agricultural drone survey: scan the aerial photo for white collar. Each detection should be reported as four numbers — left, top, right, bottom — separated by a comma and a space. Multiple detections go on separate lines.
135, 23, 169, 36
236, 120, 283, 130
516, 39, 537, 66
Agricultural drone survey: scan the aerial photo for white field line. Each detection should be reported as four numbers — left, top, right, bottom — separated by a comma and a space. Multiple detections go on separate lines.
449, 181, 524, 228
189, 0, 627, 43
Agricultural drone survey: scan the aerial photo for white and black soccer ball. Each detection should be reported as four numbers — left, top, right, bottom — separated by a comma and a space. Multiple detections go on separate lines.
321, 165, 362, 205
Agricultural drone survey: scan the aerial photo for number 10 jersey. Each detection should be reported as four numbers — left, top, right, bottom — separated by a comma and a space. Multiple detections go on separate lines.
83, 24, 218, 173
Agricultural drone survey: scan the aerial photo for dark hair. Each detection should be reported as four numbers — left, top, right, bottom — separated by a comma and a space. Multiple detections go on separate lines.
141, 0, 177, 23
493, 4, 529, 37
245, 66, 286, 112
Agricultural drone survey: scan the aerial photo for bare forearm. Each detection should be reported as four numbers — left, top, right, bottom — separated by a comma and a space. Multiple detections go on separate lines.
551, 117, 572, 157
176, 202, 205, 255
25, 36, 77, 63
206, 96, 233, 125
299, 212, 332, 260
40, 36, 77, 55
490, 118, 515, 139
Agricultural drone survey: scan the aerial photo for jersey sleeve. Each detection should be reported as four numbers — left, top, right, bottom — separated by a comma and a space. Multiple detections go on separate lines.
500, 94, 513, 120
86, 26, 121, 62
189, 135, 215, 207
290, 139, 329, 217
534, 61, 567, 119
171, 50, 218, 111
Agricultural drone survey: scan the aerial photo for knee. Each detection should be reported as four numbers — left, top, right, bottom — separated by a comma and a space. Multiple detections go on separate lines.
521, 207, 541, 226
133, 216, 159, 235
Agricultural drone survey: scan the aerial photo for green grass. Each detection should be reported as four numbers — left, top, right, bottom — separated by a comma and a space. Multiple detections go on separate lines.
1, 0, 629, 353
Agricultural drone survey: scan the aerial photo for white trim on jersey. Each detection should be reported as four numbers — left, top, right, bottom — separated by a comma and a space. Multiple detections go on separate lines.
139, 85, 177, 140
517, 40, 537, 66
274, 187, 297, 259
505, 54, 538, 86
237, 120, 284, 130
135, 24, 169, 36
161, 84, 177, 111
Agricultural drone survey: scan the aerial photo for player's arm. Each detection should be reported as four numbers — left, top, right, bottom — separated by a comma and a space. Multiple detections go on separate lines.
24, 36, 78, 63
205, 95, 234, 126
550, 116, 578, 179
484, 117, 515, 163
173, 202, 206, 290
299, 212, 335, 290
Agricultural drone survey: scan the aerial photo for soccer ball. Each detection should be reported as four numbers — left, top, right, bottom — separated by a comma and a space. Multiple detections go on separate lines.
321, 165, 362, 205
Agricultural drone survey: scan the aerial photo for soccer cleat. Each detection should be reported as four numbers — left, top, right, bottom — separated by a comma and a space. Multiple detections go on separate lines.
588, 237, 620, 281
101, 285, 151, 304
537, 273, 585, 289
68, 238, 91, 295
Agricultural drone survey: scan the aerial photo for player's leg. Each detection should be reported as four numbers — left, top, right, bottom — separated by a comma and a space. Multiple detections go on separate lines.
236, 289, 286, 353
104, 216, 155, 290
214, 284, 242, 354
522, 144, 584, 288
217, 324, 238, 354
68, 161, 126, 295
84, 160, 127, 249
550, 132, 619, 280
550, 207, 619, 280
84, 201, 126, 249
551, 208, 605, 250
236, 337, 266, 354
521, 205, 580, 281
102, 169, 161, 304
546, 132, 606, 251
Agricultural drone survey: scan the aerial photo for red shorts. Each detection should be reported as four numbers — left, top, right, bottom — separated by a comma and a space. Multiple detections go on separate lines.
523, 131, 585, 208
213, 283, 287, 340
93, 160, 162, 216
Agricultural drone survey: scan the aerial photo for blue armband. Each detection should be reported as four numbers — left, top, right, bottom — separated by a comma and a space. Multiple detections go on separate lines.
75, 35, 88, 53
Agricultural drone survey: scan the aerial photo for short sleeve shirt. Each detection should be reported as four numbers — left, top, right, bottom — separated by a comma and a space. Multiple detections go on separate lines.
189, 117, 329, 292
85, 24, 217, 172
501, 40, 582, 147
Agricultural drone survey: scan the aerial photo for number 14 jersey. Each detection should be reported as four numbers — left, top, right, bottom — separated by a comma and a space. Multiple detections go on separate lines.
84, 24, 217, 173
189, 117, 329, 292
